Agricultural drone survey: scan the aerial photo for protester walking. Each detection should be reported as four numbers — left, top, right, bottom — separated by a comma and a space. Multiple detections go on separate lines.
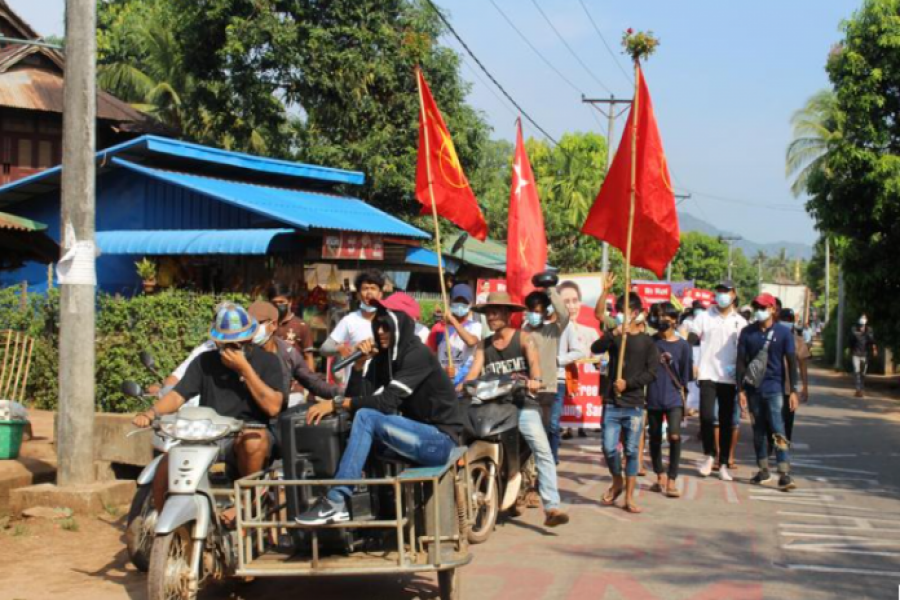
737, 293, 801, 491
849, 314, 878, 398
592, 290, 658, 514
691, 280, 747, 481
779, 308, 811, 441
647, 302, 692, 498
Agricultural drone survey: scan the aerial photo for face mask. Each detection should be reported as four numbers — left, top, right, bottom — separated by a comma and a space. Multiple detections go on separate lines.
716, 293, 733, 309
360, 301, 377, 314
634, 312, 646, 325
546, 305, 555, 316
525, 312, 543, 328
756, 309, 771, 322
658, 320, 672, 333
450, 303, 469, 318
615, 313, 625, 326
693, 308, 704, 318
252, 324, 273, 346
275, 303, 289, 321
859, 317, 867, 326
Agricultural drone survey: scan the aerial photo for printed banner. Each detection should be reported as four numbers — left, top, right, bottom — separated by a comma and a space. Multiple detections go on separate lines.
561, 362, 603, 429
476, 279, 507, 304
632, 282, 672, 306
322, 233, 384, 261
683, 288, 714, 307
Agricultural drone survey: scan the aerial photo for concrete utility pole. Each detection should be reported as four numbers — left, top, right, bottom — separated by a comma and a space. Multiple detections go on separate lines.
57, 1, 97, 487
719, 235, 742, 281
835, 269, 845, 370
825, 236, 831, 322
582, 95, 632, 273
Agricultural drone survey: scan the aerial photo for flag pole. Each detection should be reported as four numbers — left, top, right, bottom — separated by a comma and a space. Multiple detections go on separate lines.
416, 68, 455, 375
616, 59, 641, 385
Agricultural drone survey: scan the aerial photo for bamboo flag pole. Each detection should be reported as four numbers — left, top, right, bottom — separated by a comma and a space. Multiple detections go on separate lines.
415, 68, 455, 375
616, 59, 641, 387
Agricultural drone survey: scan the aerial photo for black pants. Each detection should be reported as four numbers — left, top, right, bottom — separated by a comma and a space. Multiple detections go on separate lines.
699, 381, 737, 460
782, 395, 795, 441
648, 407, 683, 480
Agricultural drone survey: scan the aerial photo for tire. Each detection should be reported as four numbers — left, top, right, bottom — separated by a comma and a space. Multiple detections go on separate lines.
438, 568, 461, 600
125, 484, 155, 572
148, 525, 197, 600
466, 461, 498, 545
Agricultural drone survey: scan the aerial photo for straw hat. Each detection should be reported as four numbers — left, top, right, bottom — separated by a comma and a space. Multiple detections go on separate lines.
473, 291, 526, 313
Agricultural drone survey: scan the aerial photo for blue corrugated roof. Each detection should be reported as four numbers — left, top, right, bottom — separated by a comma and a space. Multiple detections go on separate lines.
405, 247, 460, 274
114, 159, 429, 240
96, 229, 297, 255
99, 135, 365, 186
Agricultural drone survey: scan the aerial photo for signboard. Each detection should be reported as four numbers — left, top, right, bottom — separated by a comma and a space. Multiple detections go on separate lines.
683, 288, 714, 307
322, 233, 384, 261
632, 282, 672, 306
561, 362, 603, 429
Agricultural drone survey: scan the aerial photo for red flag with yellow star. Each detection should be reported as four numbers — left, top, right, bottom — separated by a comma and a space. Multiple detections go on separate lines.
506, 120, 547, 304
415, 68, 488, 241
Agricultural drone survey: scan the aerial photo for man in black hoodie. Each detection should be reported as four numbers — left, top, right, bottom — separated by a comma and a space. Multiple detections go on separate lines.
297, 303, 467, 525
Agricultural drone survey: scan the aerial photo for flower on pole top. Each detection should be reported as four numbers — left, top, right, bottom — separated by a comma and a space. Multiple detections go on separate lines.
622, 29, 660, 63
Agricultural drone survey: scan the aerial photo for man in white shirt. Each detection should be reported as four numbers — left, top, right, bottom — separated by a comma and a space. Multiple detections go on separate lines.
558, 281, 599, 441
321, 270, 385, 383
437, 284, 482, 386
691, 280, 748, 481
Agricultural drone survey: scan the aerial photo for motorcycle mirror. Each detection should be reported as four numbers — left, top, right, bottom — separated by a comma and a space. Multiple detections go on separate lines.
139, 350, 156, 371
121, 380, 143, 398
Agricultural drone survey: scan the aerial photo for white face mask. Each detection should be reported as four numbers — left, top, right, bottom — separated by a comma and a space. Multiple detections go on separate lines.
360, 301, 378, 314
252, 323, 273, 346
859, 317, 868, 326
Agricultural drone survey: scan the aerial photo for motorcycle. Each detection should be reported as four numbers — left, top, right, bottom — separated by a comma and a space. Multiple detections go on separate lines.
123, 352, 202, 572
463, 374, 536, 544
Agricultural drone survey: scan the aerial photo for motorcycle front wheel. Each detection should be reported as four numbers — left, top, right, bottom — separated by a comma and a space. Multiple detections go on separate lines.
148, 525, 197, 600
125, 484, 155, 572
466, 461, 498, 544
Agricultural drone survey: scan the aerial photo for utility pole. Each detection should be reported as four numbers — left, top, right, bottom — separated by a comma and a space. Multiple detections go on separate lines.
582, 94, 632, 273
57, 1, 97, 487
719, 235, 742, 281
825, 236, 831, 322
835, 269, 845, 370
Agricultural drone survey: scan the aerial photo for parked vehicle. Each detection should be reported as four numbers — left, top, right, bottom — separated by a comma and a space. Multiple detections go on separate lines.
463, 374, 536, 544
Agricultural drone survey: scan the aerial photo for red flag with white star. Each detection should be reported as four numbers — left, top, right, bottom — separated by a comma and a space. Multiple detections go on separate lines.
506, 120, 547, 304
415, 68, 488, 241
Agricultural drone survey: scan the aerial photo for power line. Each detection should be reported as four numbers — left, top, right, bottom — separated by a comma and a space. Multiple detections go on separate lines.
424, 0, 560, 145
527, 0, 612, 95
689, 189, 806, 213
575, 0, 633, 86
487, 0, 583, 95
459, 54, 518, 119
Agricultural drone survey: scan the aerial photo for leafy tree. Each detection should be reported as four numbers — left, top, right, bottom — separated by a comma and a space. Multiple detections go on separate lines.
808, 0, 900, 350
786, 89, 840, 197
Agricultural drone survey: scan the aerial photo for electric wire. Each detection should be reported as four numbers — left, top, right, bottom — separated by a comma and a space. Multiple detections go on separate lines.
424, 0, 560, 146
487, 0, 584, 96
527, 0, 612, 95
576, 0, 633, 86
459, 54, 518, 119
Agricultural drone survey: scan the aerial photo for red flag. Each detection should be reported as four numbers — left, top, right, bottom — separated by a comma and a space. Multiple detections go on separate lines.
506, 120, 547, 304
415, 69, 488, 241
581, 66, 679, 277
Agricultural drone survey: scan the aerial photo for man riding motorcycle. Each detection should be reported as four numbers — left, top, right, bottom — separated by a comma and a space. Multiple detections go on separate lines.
132, 303, 286, 518
297, 301, 469, 525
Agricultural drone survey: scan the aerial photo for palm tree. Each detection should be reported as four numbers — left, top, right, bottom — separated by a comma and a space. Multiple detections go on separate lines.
785, 89, 839, 197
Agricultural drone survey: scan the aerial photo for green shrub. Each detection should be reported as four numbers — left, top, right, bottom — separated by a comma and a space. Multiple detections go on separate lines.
1, 286, 251, 413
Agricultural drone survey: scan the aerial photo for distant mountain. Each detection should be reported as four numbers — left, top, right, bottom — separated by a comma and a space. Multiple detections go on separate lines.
678, 212, 813, 261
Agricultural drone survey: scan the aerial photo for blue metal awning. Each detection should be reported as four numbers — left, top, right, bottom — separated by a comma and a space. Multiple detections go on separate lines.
96, 229, 297, 255
405, 247, 460, 273
114, 159, 429, 240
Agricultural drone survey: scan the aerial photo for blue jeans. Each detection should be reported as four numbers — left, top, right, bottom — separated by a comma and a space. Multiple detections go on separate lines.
547, 383, 566, 464
601, 406, 645, 477
327, 408, 456, 504
519, 408, 561, 510
748, 391, 791, 473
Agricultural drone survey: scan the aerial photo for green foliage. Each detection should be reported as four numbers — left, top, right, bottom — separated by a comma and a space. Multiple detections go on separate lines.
622, 29, 660, 62
59, 517, 79, 532
668, 232, 757, 297
805, 0, 900, 352
134, 257, 156, 281
1, 287, 249, 413
786, 89, 839, 198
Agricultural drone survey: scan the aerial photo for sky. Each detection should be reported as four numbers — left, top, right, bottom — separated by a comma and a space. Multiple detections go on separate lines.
12, 0, 862, 246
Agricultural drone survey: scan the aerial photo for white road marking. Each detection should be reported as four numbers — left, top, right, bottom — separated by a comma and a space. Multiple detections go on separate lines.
751, 496, 883, 512
723, 481, 739, 504
779, 532, 900, 540
685, 477, 698, 501
790, 462, 878, 475
777, 512, 900, 525
791, 442, 810, 450
782, 540, 900, 558
783, 564, 900, 578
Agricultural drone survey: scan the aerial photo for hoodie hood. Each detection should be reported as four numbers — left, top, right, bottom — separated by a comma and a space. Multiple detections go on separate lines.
370, 307, 417, 374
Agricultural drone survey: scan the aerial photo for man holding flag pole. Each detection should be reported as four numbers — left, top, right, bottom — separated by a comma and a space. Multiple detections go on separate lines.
415, 67, 489, 377
582, 31, 681, 510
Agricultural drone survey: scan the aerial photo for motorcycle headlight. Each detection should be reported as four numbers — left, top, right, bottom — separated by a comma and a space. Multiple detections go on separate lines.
161, 419, 230, 441
474, 381, 514, 401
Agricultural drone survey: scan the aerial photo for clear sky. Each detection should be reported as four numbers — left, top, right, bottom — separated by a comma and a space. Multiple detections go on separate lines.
13, 0, 861, 246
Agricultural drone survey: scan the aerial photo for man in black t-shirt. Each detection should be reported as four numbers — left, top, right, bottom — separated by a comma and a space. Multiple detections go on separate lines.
133, 303, 285, 513
849, 315, 878, 398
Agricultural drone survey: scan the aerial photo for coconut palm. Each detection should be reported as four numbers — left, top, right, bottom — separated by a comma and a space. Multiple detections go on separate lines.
785, 89, 840, 197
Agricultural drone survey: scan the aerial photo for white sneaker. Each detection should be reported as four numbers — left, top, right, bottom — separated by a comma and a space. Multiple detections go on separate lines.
719, 466, 733, 482
698, 456, 714, 477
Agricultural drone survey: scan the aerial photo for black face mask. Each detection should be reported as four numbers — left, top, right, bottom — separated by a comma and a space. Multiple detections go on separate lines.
275, 304, 289, 321
658, 320, 672, 333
